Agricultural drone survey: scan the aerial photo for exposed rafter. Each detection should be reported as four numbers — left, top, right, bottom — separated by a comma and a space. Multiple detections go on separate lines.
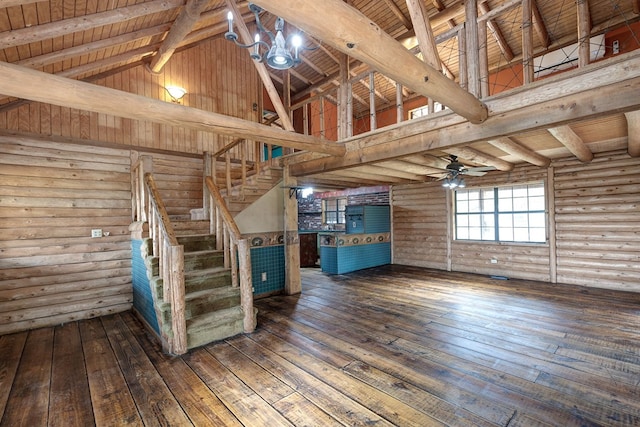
253, 0, 488, 124
487, 137, 551, 167
548, 126, 594, 162
149, 0, 210, 73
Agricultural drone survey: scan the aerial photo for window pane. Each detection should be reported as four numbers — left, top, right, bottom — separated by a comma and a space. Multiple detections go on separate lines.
529, 212, 546, 228
529, 196, 545, 210
498, 198, 513, 211
499, 213, 513, 227
457, 199, 469, 213
468, 199, 481, 213
481, 213, 494, 227
514, 228, 529, 241
513, 186, 528, 197
529, 185, 545, 196
513, 197, 528, 211
469, 227, 482, 240
326, 212, 337, 223
482, 198, 494, 212
530, 228, 546, 242
468, 189, 480, 200
514, 213, 528, 227
338, 198, 347, 210
499, 228, 514, 241
457, 215, 469, 227
457, 228, 469, 239
482, 226, 495, 240
498, 187, 512, 198
468, 214, 481, 227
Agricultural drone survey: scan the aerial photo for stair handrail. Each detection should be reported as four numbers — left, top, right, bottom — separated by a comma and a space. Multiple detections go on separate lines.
144, 172, 187, 355
204, 176, 256, 334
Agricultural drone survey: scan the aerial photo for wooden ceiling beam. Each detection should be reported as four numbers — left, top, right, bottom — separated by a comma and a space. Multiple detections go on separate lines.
406, 0, 440, 70
0, 0, 183, 50
487, 137, 550, 167
376, 160, 443, 176
354, 164, 426, 181
0, 0, 40, 7
149, 0, 210, 73
225, 0, 295, 132
442, 146, 514, 171
254, 0, 488, 124
624, 111, 640, 157
0, 61, 345, 156
384, 0, 413, 31
532, 0, 551, 48
286, 51, 640, 175
548, 126, 594, 162
479, 1, 514, 62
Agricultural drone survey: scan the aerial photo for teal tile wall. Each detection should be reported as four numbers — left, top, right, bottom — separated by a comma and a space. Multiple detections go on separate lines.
251, 245, 285, 295
131, 240, 160, 334
321, 242, 390, 274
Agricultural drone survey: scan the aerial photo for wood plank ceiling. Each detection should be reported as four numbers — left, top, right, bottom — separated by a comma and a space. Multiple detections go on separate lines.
0, 0, 639, 189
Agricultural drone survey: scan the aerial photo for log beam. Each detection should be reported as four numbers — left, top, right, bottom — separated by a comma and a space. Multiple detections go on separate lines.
0, 0, 183, 50
406, 0, 440, 70
487, 137, 551, 167
253, 0, 488, 124
548, 125, 594, 162
149, 0, 210, 73
225, 0, 295, 132
442, 146, 514, 171
286, 51, 640, 175
624, 111, 640, 157
0, 61, 345, 156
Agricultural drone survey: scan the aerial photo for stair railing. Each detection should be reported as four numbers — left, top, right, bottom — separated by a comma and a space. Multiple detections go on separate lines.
144, 172, 187, 355
131, 154, 152, 222
204, 176, 256, 334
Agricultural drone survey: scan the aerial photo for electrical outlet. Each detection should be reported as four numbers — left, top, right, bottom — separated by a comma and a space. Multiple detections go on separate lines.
613, 40, 620, 54
261, 272, 267, 282
91, 229, 102, 238
490, 258, 498, 264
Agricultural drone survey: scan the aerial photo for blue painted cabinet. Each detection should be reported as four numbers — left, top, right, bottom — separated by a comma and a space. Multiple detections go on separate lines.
346, 205, 390, 234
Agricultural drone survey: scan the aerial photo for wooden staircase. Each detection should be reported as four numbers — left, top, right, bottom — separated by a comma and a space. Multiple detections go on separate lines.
219, 166, 283, 216
132, 156, 281, 354
141, 220, 257, 350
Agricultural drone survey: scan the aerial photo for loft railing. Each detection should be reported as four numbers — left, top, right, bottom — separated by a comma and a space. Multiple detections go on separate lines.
144, 172, 187, 355
204, 176, 256, 334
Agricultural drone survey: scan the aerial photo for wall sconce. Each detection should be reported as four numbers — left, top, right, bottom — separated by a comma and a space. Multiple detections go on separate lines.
165, 86, 187, 103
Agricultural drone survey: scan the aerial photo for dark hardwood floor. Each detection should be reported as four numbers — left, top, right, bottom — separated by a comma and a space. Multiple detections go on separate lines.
2, 265, 640, 426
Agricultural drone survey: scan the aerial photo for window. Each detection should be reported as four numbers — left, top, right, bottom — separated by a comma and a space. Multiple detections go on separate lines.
408, 102, 446, 119
455, 183, 546, 243
322, 198, 347, 224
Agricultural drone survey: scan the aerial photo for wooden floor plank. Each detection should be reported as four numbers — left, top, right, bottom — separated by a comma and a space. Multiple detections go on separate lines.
0, 331, 27, 419
101, 314, 192, 426
79, 317, 143, 426
2, 265, 640, 426
184, 346, 296, 427
122, 314, 243, 427
0, 328, 53, 427
49, 322, 94, 427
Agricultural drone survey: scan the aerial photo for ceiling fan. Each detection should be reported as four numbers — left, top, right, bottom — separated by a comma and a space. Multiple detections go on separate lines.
440, 155, 496, 188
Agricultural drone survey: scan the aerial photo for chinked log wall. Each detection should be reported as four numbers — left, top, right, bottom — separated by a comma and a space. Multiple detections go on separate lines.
0, 135, 133, 335
0, 134, 209, 336
392, 151, 640, 292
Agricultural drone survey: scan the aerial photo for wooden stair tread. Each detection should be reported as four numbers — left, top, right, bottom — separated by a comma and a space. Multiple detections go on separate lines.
185, 286, 239, 301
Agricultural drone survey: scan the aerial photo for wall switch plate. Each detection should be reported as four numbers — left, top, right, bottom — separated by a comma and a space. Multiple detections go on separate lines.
490, 258, 498, 264
261, 272, 267, 281
91, 229, 102, 238
613, 40, 620, 54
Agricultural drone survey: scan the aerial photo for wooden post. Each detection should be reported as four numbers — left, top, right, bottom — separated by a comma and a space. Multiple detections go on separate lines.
465, 0, 480, 97
396, 82, 404, 123
478, 20, 489, 97
369, 72, 377, 130
522, 0, 534, 84
458, 28, 467, 91
577, 0, 591, 68
546, 167, 557, 284
203, 151, 212, 217
283, 166, 301, 295
230, 239, 238, 288
338, 53, 349, 140
170, 245, 187, 355
237, 238, 256, 333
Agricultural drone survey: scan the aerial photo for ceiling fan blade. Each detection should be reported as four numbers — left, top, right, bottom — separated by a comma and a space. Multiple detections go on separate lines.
462, 170, 488, 176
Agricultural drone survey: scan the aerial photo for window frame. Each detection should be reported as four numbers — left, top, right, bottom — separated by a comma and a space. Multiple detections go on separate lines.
454, 182, 547, 244
322, 197, 347, 225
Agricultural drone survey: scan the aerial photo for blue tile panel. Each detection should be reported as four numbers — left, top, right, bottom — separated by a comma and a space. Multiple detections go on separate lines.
346, 205, 390, 234
131, 239, 160, 334
321, 242, 391, 274
251, 245, 285, 295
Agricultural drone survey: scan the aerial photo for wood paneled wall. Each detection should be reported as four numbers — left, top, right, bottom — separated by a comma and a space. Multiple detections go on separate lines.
553, 151, 640, 291
0, 134, 133, 335
392, 153, 640, 292
0, 38, 261, 160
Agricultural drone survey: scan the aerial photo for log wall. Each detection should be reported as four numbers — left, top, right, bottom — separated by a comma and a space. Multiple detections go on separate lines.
0, 134, 133, 335
392, 153, 640, 292
0, 38, 261, 160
